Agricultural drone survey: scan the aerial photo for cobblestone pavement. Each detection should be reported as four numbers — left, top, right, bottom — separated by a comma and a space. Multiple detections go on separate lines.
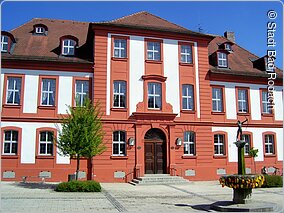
1, 181, 283, 212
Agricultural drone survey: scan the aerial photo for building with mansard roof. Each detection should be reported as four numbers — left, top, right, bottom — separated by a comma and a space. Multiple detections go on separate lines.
1, 11, 283, 182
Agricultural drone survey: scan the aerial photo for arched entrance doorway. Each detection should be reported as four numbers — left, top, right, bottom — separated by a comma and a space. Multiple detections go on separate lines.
144, 128, 167, 174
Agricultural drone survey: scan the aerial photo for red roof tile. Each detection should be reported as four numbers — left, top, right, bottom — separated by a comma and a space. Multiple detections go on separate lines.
3, 18, 93, 63
208, 36, 282, 78
94, 11, 212, 38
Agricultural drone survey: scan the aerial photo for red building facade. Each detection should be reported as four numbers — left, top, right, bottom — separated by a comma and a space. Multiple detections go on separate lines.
1, 12, 283, 182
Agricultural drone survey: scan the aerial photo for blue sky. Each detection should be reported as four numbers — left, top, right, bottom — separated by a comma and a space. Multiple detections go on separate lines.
1, 1, 283, 68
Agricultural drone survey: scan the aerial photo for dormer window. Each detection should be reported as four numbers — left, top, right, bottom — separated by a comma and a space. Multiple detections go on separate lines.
217, 52, 228, 68
62, 39, 76, 56
224, 43, 232, 51
35, 27, 45, 34
1, 35, 8, 52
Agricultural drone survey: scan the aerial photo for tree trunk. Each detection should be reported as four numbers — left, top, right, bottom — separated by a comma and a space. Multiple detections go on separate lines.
76, 155, 80, 180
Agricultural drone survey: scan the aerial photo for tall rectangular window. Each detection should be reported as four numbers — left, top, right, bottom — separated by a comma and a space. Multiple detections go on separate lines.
75, 80, 89, 106
41, 78, 56, 106
182, 84, 194, 110
148, 83, 161, 109
264, 134, 275, 155
243, 134, 251, 155
1, 35, 8, 52
217, 52, 228, 67
238, 89, 248, 113
113, 81, 126, 108
147, 42, 161, 61
214, 134, 225, 155
114, 39, 127, 58
39, 131, 53, 155
184, 131, 195, 155
3, 130, 18, 155
180, 45, 193, 64
112, 131, 126, 156
262, 90, 272, 114
212, 87, 223, 112
6, 77, 21, 105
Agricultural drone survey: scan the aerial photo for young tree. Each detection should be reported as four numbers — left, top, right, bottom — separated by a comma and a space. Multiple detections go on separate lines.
249, 147, 259, 174
56, 99, 106, 180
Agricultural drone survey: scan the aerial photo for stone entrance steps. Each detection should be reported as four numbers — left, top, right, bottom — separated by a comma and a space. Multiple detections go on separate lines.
129, 174, 189, 186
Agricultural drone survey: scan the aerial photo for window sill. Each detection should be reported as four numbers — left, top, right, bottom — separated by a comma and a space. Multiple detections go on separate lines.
38, 105, 56, 110
148, 108, 162, 111
182, 155, 197, 159
111, 57, 128, 61
237, 112, 250, 116
181, 110, 195, 114
213, 155, 227, 159
244, 155, 251, 158
264, 154, 276, 158
2, 104, 21, 108
179, 62, 193, 66
36, 155, 55, 159
110, 156, 128, 160
145, 60, 163, 64
111, 107, 127, 112
261, 113, 274, 117
1, 155, 19, 159
211, 111, 226, 115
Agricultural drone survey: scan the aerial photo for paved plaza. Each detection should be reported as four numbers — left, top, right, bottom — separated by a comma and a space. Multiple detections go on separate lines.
1, 181, 283, 212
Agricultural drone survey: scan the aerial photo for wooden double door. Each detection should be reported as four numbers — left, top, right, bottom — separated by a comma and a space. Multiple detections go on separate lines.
144, 140, 166, 174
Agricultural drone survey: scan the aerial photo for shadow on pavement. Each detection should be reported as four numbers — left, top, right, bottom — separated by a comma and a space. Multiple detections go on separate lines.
161, 203, 212, 212
13, 182, 58, 190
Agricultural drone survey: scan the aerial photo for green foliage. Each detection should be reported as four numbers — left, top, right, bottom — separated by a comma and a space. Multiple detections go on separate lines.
56, 99, 106, 179
262, 175, 283, 188
55, 180, 101, 192
248, 147, 259, 158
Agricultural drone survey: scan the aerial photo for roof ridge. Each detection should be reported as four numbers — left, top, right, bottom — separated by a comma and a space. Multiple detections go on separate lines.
106, 11, 146, 23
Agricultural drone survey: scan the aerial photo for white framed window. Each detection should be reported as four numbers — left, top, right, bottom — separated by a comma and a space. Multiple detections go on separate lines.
35, 27, 45, 34
180, 45, 193, 64
112, 131, 126, 156
148, 82, 161, 109
41, 78, 56, 106
264, 134, 275, 155
184, 131, 195, 155
113, 81, 126, 108
182, 84, 194, 110
224, 43, 232, 51
217, 52, 228, 67
1, 35, 9, 52
6, 77, 21, 105
262, 91, 272, 114
114, 39, 126, 58
3, 130, 18, 155
75, 80, 89, 107
39, 131, 53, 155
212, 87, 223, 112
147, 41, 161, 61
62, 39, 76, 56
243, 134, 251, 155
214, 134, 225, 155
238, 89, 248, 113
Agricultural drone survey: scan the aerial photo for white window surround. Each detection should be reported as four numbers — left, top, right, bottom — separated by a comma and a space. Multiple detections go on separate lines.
6, 77, 21, 105
1, 35, 9, 52
212, 87, 223, 112
217, 52, 228, 68
114, 39, 126, 58
184, 131, 195, 155
75, 80, 89, 107
39, 131, 53, 155
112, 131, 126, 156
62, 39, 76, 56
41, 78, 56, 106
35, 27, 45, 34
147, 41, 161, 61
214, 134, 225, 155
3, 130, 18, 155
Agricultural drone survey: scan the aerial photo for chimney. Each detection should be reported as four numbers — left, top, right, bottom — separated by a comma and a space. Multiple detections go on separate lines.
224, 31, 235, 43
